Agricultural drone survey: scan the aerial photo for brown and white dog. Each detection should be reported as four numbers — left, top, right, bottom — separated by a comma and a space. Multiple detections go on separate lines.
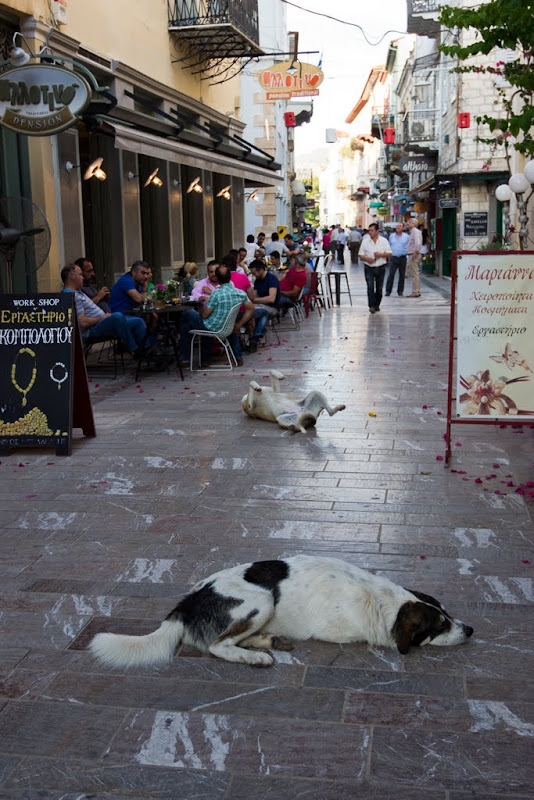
89, 555, 473, 669
241, 370, 346, 432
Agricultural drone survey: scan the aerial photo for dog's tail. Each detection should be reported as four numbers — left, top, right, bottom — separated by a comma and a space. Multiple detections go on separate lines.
89, 619, 184, 669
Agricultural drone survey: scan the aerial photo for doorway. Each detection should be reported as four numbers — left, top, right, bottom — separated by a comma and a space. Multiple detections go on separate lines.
441, 208, 457, 277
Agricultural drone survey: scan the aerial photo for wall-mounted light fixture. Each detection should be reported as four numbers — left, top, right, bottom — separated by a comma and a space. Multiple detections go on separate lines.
245, 189, 260, 203
83, 157, 107, 181
10, 32, 32, 66
216, 184, 231, 200
144, 167, 163, 188
187, 176, 203, 194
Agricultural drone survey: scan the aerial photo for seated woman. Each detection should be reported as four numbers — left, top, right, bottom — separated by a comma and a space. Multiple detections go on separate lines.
176, 262, 198, 296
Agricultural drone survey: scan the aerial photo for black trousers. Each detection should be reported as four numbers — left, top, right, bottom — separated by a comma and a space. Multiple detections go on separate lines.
385, 256, 407, 295
364, 265, 386, 310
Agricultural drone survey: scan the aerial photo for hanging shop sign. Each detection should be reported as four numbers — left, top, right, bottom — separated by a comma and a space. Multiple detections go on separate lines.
0, 64, 91, 135
439, 197, 459, 209
259, 61, 324, 100
377, 208, 389, 216
398, 155, 436, 173
463, 211, 488, 238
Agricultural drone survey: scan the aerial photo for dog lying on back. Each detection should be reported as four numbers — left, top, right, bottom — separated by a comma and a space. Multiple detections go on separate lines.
89, 555, 473, 669
241, 370, 346, 432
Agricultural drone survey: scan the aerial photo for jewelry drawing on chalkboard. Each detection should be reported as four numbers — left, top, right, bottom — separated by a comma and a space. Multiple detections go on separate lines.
11, 347, 37, 406
50, 362, 68, 390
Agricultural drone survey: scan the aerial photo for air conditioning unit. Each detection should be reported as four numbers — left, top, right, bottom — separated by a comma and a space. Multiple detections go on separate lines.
411, 120, 426, 139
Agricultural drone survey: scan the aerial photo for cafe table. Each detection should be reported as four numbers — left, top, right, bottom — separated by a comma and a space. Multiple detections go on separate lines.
129, 300, 200, 380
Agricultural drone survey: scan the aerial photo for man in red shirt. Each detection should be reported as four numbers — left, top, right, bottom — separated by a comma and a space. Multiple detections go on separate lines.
279, 254, 307, 315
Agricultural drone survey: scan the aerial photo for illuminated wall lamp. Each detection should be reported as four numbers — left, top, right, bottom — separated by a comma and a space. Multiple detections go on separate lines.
83, 157, 107, 181
187, 176, 203, 193
216, 184, 231, 200
144, 167, 163, 187
246, 189, 260, 203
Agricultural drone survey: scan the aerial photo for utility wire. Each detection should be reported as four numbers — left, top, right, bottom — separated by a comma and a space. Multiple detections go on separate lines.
280, 0, 408, 46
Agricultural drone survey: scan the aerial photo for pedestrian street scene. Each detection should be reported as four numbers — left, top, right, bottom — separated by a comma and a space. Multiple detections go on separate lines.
1, 269, 533, 798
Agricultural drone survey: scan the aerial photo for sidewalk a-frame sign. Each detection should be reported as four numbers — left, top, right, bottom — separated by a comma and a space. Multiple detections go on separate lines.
446, 251, 534, 463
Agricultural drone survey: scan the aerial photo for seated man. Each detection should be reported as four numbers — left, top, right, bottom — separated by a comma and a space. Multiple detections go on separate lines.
268, 250, 282, 271
221, 254, 269, 353
191, 260, 220, 304
76, 257, 111, 312
179, 264, 254, 367
109, 260, 150, 314
61, 263, 148, 356
279, 253, 308, 314
250, 258, 280, 315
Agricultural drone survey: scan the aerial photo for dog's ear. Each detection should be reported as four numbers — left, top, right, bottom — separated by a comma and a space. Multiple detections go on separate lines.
392, 602, 434, 654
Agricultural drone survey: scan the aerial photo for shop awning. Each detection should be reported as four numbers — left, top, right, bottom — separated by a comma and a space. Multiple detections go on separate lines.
110, 121, 283, 187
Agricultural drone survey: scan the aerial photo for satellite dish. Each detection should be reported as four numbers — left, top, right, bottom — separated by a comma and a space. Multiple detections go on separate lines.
144, 167, 163, 188
83, 157, 107, 181
0, 197, 51, 293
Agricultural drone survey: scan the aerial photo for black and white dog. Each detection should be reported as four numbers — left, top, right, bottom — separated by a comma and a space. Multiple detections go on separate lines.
89, 556, 473, 668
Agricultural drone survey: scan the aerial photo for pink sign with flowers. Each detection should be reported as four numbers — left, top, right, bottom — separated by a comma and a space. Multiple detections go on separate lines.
455, 252, 534, 419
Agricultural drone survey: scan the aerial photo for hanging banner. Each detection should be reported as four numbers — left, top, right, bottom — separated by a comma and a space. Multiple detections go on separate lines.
455, 252, 534, 420
259, 61, 324, 100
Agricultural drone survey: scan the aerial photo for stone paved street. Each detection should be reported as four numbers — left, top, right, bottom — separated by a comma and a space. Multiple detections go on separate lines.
1, 268, 533, 799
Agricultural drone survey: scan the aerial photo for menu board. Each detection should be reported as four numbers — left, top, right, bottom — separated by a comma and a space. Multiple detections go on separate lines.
0, 292, 76, 455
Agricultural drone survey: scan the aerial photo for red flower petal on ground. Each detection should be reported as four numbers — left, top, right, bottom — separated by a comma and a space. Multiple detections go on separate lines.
437, 411, 442, 416
436, 455, 444, 461
455, 442, 462, 447
515, 488, 526, 495
475, 478, 483, 483
422, 404, 428, 409
522, 559, 532, 565
492, 463, 501, 469
26, 494, 36, 498
419, 555, 426, 560
462, 477, 470, 481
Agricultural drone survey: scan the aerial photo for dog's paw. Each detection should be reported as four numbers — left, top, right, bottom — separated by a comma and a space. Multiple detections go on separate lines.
245, 650, 274, 667
335, 404, 346, 412
271, 636, 294, 652
270, 370, 285, 380
250, 381, 262, 392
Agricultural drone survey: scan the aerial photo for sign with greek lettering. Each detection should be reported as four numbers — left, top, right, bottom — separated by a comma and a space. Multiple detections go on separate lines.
463, 212, 488, 238
259, 62, 324, 100
0, 64, 91, 135
455, 253, 534, 419
0, 292, 75, 453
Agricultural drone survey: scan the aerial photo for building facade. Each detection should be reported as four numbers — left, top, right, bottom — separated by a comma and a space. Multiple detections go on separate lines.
0, 0, 283, 295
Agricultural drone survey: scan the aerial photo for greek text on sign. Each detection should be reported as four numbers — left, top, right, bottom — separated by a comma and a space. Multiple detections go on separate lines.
0, 64, 91, 136
455, 253, 534, 420
259, 62, 324, 100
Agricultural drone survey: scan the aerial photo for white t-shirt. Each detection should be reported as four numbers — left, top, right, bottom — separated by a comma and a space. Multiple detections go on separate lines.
359, 235, 392, 267
265, 240, 289, 256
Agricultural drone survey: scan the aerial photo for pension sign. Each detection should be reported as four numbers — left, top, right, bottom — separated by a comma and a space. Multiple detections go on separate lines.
259, 61, 324, 100
0, 64, 91, 135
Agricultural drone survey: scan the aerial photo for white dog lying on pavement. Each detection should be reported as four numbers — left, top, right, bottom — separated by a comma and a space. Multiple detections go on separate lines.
241, 370, 346, 432
89, 555, 474, 669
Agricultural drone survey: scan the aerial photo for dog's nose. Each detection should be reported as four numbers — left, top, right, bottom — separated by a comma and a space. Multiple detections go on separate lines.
464, 625, 474, 638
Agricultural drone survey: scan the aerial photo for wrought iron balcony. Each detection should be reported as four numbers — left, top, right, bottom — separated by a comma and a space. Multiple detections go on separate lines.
400, 110, 439, 146
168, 0, 262, 60
407, 0, 441, 37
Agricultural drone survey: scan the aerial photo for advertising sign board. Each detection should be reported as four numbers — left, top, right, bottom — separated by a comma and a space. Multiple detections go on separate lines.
259, 62, 324, 100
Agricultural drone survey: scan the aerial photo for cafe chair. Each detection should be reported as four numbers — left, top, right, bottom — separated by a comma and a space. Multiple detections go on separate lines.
83, 335, 125, 379
189, 302, 242, 371
303, 272, 323, 317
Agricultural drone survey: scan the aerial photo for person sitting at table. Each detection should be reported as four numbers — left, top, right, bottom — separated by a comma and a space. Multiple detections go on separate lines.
176, 261, 198, 296
283, 234, 300, 258
179, 264, 254, 367
250, 259, 280, 316
279, 254, 308, 314
191, 259, 220, 304
268, 250, 282, 271
109, 260, 151, 314
264, 232, 289, 258
61, 263, 150, 356
236, 248, 249, 274
76, 257, 111, 313
222, 254, 270, 353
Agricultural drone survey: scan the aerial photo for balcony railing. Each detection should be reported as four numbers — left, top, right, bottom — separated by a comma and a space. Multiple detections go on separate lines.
401, 110, 438, 145
168, 1, 261, 58
407, 0, 440, 37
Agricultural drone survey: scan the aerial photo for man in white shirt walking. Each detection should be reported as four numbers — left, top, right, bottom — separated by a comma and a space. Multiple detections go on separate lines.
358, 223, 392, 314
406, 218, 423, 298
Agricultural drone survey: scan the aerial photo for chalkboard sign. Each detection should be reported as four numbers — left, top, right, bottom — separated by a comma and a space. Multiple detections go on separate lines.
0, 292, 81, 455
464, 212, 488, 238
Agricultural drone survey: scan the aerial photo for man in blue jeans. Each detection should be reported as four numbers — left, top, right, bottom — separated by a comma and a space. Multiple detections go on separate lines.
385, 223, 410, 296
179, 264, 255, 366
61, 263, 149, 355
